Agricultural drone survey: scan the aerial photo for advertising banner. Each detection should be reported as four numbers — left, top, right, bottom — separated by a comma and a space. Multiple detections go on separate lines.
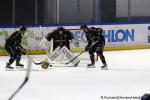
0, 23, 150, 55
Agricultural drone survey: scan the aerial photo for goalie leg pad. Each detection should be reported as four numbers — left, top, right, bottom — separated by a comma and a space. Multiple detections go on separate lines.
60, 46, 80, 66
48, 46, 62, 61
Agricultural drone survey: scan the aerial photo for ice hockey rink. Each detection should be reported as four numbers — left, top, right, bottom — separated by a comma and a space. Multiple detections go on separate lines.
0, 49, 150, 100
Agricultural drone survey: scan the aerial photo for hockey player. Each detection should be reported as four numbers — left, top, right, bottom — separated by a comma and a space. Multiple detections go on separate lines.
141, 94, 150, 100
45, 27, 78, 50
5, 26, 27, 69
39, 27, 80, 67
80, 24, 107, 69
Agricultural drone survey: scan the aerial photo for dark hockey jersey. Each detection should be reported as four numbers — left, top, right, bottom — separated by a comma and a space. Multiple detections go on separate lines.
46, 29, 74, 50
6, 31, 23, 48
85, 27, 105, 47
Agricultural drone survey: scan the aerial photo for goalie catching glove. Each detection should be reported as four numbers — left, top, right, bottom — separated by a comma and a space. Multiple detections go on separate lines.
74, 42, 79, 47
72, 39, 79, 47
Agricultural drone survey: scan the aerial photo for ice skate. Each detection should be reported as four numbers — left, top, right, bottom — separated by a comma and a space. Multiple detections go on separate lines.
87, 62, 95, 68
16, 63, 24, 69
101, 64, 108, 70
6, 63, 14, 70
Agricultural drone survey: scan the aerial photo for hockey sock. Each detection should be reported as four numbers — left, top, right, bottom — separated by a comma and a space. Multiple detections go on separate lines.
16, 56, 21, 64
90, 54, 95, 64
100, 55, 107, 65
9, 57, 15, 65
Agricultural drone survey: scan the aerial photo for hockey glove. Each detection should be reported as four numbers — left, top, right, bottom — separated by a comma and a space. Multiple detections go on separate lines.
85, 45, 89, 51
72, 39, 79, 47
21, 49, 27, 55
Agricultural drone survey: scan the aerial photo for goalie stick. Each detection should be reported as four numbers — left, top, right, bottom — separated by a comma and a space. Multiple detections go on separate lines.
26, 48, 55, 65
8, 57, 33, 100
32, 60, 42, 65
26, 54, 42, 65
26, 38, 54, 65
66, 40, 99, 65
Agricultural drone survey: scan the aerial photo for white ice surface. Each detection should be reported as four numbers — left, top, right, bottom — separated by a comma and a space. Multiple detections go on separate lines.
0, 49, 150, 100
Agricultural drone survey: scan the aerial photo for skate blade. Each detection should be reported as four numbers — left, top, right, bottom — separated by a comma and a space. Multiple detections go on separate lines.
87, 65, 95, 68
101, 67, 108, 70
15, 66, 24, 69
5, 68, 14, 71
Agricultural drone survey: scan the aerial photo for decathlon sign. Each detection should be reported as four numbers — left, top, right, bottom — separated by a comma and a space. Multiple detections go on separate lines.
67, 23, 149, 47
103, 29, 134, 42
71, 29, 135, 43
72, 30, 87, 43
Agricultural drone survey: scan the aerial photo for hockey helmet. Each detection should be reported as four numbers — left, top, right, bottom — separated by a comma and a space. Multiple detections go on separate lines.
80, 24, 88, 29
19, 26, 27, 31
57, 27, 65, 31
141, 94, 150, 100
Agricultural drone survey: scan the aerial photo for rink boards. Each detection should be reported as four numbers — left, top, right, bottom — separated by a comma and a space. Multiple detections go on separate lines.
1, 22, 150, 55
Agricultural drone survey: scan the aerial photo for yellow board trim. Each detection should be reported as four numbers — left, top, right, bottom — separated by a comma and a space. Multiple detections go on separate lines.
1, 45, 150, 56
71, 45, 150, 52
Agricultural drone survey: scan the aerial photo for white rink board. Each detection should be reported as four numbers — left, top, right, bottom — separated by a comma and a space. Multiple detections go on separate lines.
1, 23, 150, 52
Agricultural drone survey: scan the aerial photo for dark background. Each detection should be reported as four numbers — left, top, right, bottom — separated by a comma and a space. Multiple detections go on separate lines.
0, 0, 150, 25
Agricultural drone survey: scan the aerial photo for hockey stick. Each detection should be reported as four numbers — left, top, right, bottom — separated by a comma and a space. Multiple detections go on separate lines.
66, 40, 99, 65
8, 57, 33, 100
32, 61, 42, 65
26, 54, 42, 65
25, 39, 54, 65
